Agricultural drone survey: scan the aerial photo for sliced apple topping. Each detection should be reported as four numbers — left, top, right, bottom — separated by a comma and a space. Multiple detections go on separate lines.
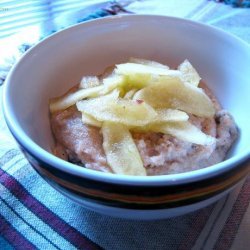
133, 77, 215, 117
129, 57, 169, 69
79, 76, 101, 89
81, 112, 102, 128
50, 58, 217, 175
178, 59, 201, 86
102, 122, 146, 176
155, 109, 189, 123
115, 63, 182, 88
148, 121, 215, 145
76, 93, 158, 127
49, 85, 106, 113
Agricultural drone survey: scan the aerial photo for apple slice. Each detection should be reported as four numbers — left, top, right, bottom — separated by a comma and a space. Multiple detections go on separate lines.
115, 63, 178, 76
124, 88, 137, 99
102, 74, 125, 90
150, 121, 216, 145
155, 109, 189, 123
129, 57, 169, 69
81, 112, 102, 127
178, 60, 201, 86
102, 122, 146, 176
133, 77, 215, 117
79, 76, 100, 89
76, 92, 157, 127
131, 121, 215, 145
49, 85, 106, 113
115, 63, 181, 88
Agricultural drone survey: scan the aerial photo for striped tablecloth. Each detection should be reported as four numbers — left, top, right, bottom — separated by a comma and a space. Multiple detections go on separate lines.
1, 1, 250, 249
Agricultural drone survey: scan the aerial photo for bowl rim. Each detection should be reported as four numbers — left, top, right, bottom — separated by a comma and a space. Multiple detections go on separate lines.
3, 14, 250, 186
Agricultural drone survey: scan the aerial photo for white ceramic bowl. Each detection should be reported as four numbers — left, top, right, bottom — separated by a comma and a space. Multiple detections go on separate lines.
3, 15, 250, 220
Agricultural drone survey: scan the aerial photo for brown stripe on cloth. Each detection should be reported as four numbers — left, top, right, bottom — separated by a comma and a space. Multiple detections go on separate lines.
0, 161, 102, 249
0, 213, 36, 250
177, 204, 214, 250
213, 176, 250, 250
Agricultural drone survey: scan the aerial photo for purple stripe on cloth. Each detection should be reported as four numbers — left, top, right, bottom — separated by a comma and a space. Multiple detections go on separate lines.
214, 177, 250, 250
0, 196, 61, 250
0, 168, 102, 250
0, 213, 36, 250
177, 204, 214, 250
